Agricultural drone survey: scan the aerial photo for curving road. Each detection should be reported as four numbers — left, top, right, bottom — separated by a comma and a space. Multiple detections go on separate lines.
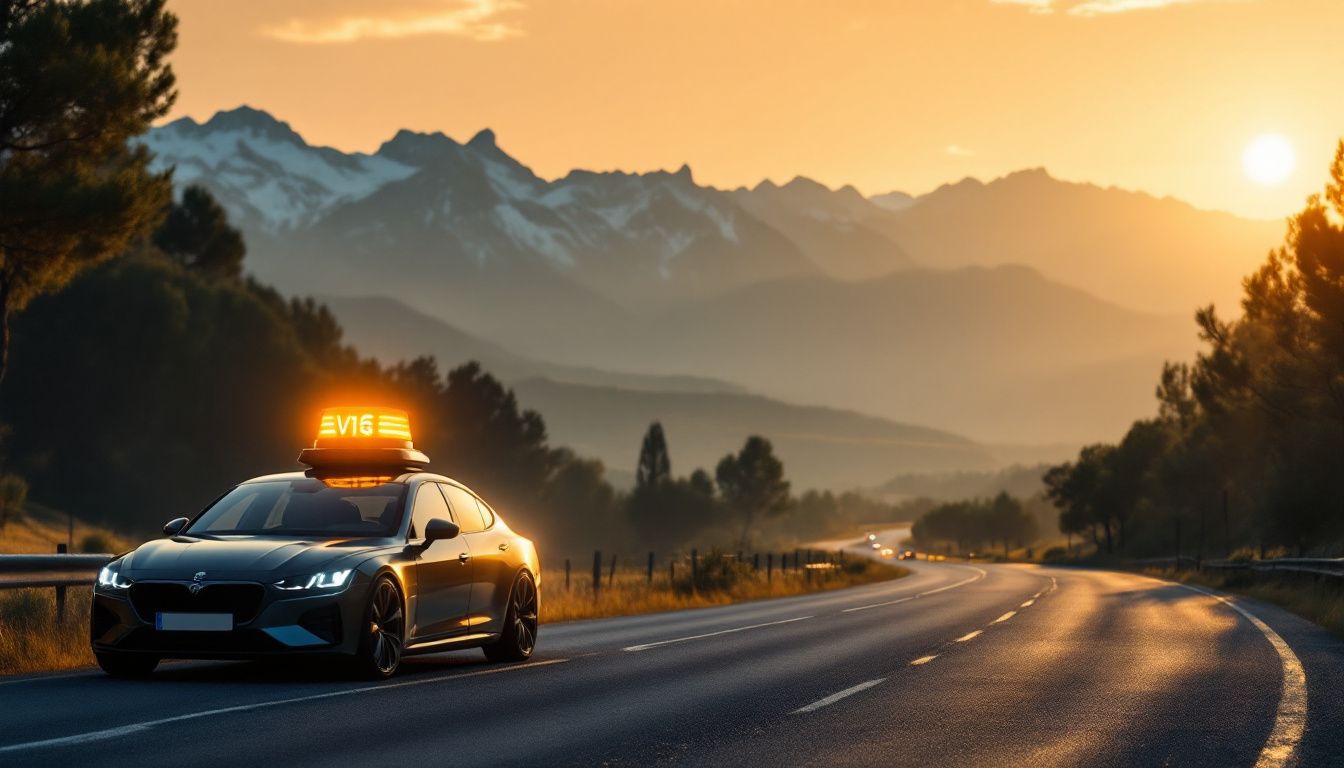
2, 552, 1343, 767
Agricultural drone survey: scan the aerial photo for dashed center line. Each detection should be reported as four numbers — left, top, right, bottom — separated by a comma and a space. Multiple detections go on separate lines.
992, 611, 1016, 624
954, 630, 982, 642
1020, 599, 1035, 607
910, 655, 938, 666
791, 679, 886, 714
622, 616, 813, 652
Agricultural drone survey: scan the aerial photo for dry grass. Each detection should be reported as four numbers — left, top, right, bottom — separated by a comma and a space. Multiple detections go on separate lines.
0, 587, 94, 675
0, 504, 133, 555
1144, 566, 1344, 637
541, 557, 908, 623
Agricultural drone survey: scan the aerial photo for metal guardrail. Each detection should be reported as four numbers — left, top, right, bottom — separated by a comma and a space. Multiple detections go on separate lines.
0, 551, 114, 622
1136, 555, 1344, 579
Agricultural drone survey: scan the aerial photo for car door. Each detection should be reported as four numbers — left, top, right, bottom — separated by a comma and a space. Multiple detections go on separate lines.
441, 483, 510, 630
408, 481, 472, 639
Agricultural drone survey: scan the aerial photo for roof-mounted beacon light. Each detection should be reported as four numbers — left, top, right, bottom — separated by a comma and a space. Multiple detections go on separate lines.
298, 406, 430, 470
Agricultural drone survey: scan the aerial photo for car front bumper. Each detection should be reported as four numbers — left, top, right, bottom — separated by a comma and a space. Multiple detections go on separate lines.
91, 579, 369, 659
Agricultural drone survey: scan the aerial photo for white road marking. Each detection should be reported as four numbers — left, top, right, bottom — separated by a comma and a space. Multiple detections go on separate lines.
0, 658, 570, 754
917, 568, 987, 598
910, 655, 938, 666
1180, 585, 1307, 768
622, 616, 813, 652
841, 596, 913, 613
791, 679, 886, 714
992, 611, 1016, 624
1020, 599, 1035, 607
843, 566, 987, 613
954, 630, 983, 642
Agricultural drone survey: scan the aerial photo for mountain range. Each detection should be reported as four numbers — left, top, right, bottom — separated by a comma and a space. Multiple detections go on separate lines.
140, 106, 1283, 486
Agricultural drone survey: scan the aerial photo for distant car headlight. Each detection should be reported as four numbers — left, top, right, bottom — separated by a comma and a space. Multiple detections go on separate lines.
96, 564, 132, 590
274, 569, 353, 592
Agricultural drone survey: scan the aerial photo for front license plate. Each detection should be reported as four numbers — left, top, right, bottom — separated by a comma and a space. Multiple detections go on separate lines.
155, 612, 233, 631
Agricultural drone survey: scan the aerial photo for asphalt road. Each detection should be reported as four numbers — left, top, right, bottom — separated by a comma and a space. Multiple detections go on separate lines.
3, 549, 1343, 767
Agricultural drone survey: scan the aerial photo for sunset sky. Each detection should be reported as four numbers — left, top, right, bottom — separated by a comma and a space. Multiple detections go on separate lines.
163, 0, 1343, 219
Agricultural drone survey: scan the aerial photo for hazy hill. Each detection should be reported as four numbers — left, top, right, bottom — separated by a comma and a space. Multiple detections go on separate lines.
324, 295, 744, 395
870, 168, 1282, 314
731, 177, 913, 281
583, 264, 1195, 444
509, 378, 997, 491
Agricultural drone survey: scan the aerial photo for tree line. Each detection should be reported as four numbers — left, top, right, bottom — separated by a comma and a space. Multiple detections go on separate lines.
1044, 143, 1344, 559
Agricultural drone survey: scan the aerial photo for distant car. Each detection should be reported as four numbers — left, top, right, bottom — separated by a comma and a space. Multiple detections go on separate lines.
871, 541, 882, 550
879, 548, 895, 558
899, 550, 915, 560
866, 533, 877, 542
90, 406, 541, 679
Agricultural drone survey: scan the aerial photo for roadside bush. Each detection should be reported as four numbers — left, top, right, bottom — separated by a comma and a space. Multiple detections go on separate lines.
79, 533, 115, 554
1041, 546, 1068, 562
671, 551, 752, 594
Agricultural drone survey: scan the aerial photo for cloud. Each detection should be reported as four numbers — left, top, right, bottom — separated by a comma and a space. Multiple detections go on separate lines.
992, 0, 1234, 14
261, 0, 525, 44
945, 145, 976, 157
1067, 0, 1193, 14
990, 0, 1055, 13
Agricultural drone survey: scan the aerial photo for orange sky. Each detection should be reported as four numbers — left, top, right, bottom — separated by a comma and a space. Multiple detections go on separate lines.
163, 0, 1343, 219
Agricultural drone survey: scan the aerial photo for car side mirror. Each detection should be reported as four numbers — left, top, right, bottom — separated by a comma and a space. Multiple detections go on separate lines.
423, 518, 460, 547
163, 517, 189, 536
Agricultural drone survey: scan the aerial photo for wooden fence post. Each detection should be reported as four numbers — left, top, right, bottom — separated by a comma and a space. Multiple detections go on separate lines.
608, 553, 617, 587
647, 551, 654, 585
767, 553, 773, 582
565, 558, 571, 591
691, 548, 699, 587
592, 551, 602, 594
55, 543, 67, 624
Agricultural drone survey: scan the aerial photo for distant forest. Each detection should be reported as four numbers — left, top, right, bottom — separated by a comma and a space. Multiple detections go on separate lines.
1043, 143, 1344, 559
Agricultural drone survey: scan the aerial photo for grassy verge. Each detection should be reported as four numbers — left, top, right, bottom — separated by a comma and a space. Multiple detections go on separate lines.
542, 556, 908, 623
1141, 566, 1344, 637
0, 587, 94, 675
0, 504, 133, 555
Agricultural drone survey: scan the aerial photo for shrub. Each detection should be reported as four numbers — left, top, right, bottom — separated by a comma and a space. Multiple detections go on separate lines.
1042, 546, 1068, 562
79, 533, 115, 554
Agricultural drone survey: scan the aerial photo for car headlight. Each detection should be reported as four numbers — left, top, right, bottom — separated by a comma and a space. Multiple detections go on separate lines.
97, 564, 132, 590
274, 569, 353, 592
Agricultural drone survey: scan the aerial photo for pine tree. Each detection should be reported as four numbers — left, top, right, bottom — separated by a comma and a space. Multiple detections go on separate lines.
0, 0, 179, 382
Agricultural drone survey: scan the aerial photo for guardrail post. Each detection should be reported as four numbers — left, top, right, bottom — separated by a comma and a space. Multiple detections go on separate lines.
55, 543, 67, 624
592, 551, 601, 594
647, 551, 654, 585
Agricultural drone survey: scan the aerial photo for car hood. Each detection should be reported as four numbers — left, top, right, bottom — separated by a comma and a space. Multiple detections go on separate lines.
120, 536, 399, 580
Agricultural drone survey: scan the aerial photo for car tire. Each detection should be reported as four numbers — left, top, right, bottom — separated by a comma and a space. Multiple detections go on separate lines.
482, 571, 538, 663
350, 575, 405, 680
96, 651, 158, 678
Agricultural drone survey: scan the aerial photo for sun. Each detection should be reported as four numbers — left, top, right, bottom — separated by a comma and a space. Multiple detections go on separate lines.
1242, 134, 1296, 186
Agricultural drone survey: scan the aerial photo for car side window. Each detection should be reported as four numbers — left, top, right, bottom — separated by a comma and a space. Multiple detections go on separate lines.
443, 484, 488, 534
409, 482, 451, 539
476, 499, 495, 529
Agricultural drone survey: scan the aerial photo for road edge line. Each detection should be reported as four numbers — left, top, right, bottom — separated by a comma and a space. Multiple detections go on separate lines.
1178, 584, 1306, 768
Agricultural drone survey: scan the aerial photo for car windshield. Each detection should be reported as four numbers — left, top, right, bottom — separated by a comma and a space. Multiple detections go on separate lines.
185, 478, 408, 537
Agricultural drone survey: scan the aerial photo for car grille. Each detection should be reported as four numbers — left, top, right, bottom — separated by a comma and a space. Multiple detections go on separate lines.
129, 582, 266, 624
